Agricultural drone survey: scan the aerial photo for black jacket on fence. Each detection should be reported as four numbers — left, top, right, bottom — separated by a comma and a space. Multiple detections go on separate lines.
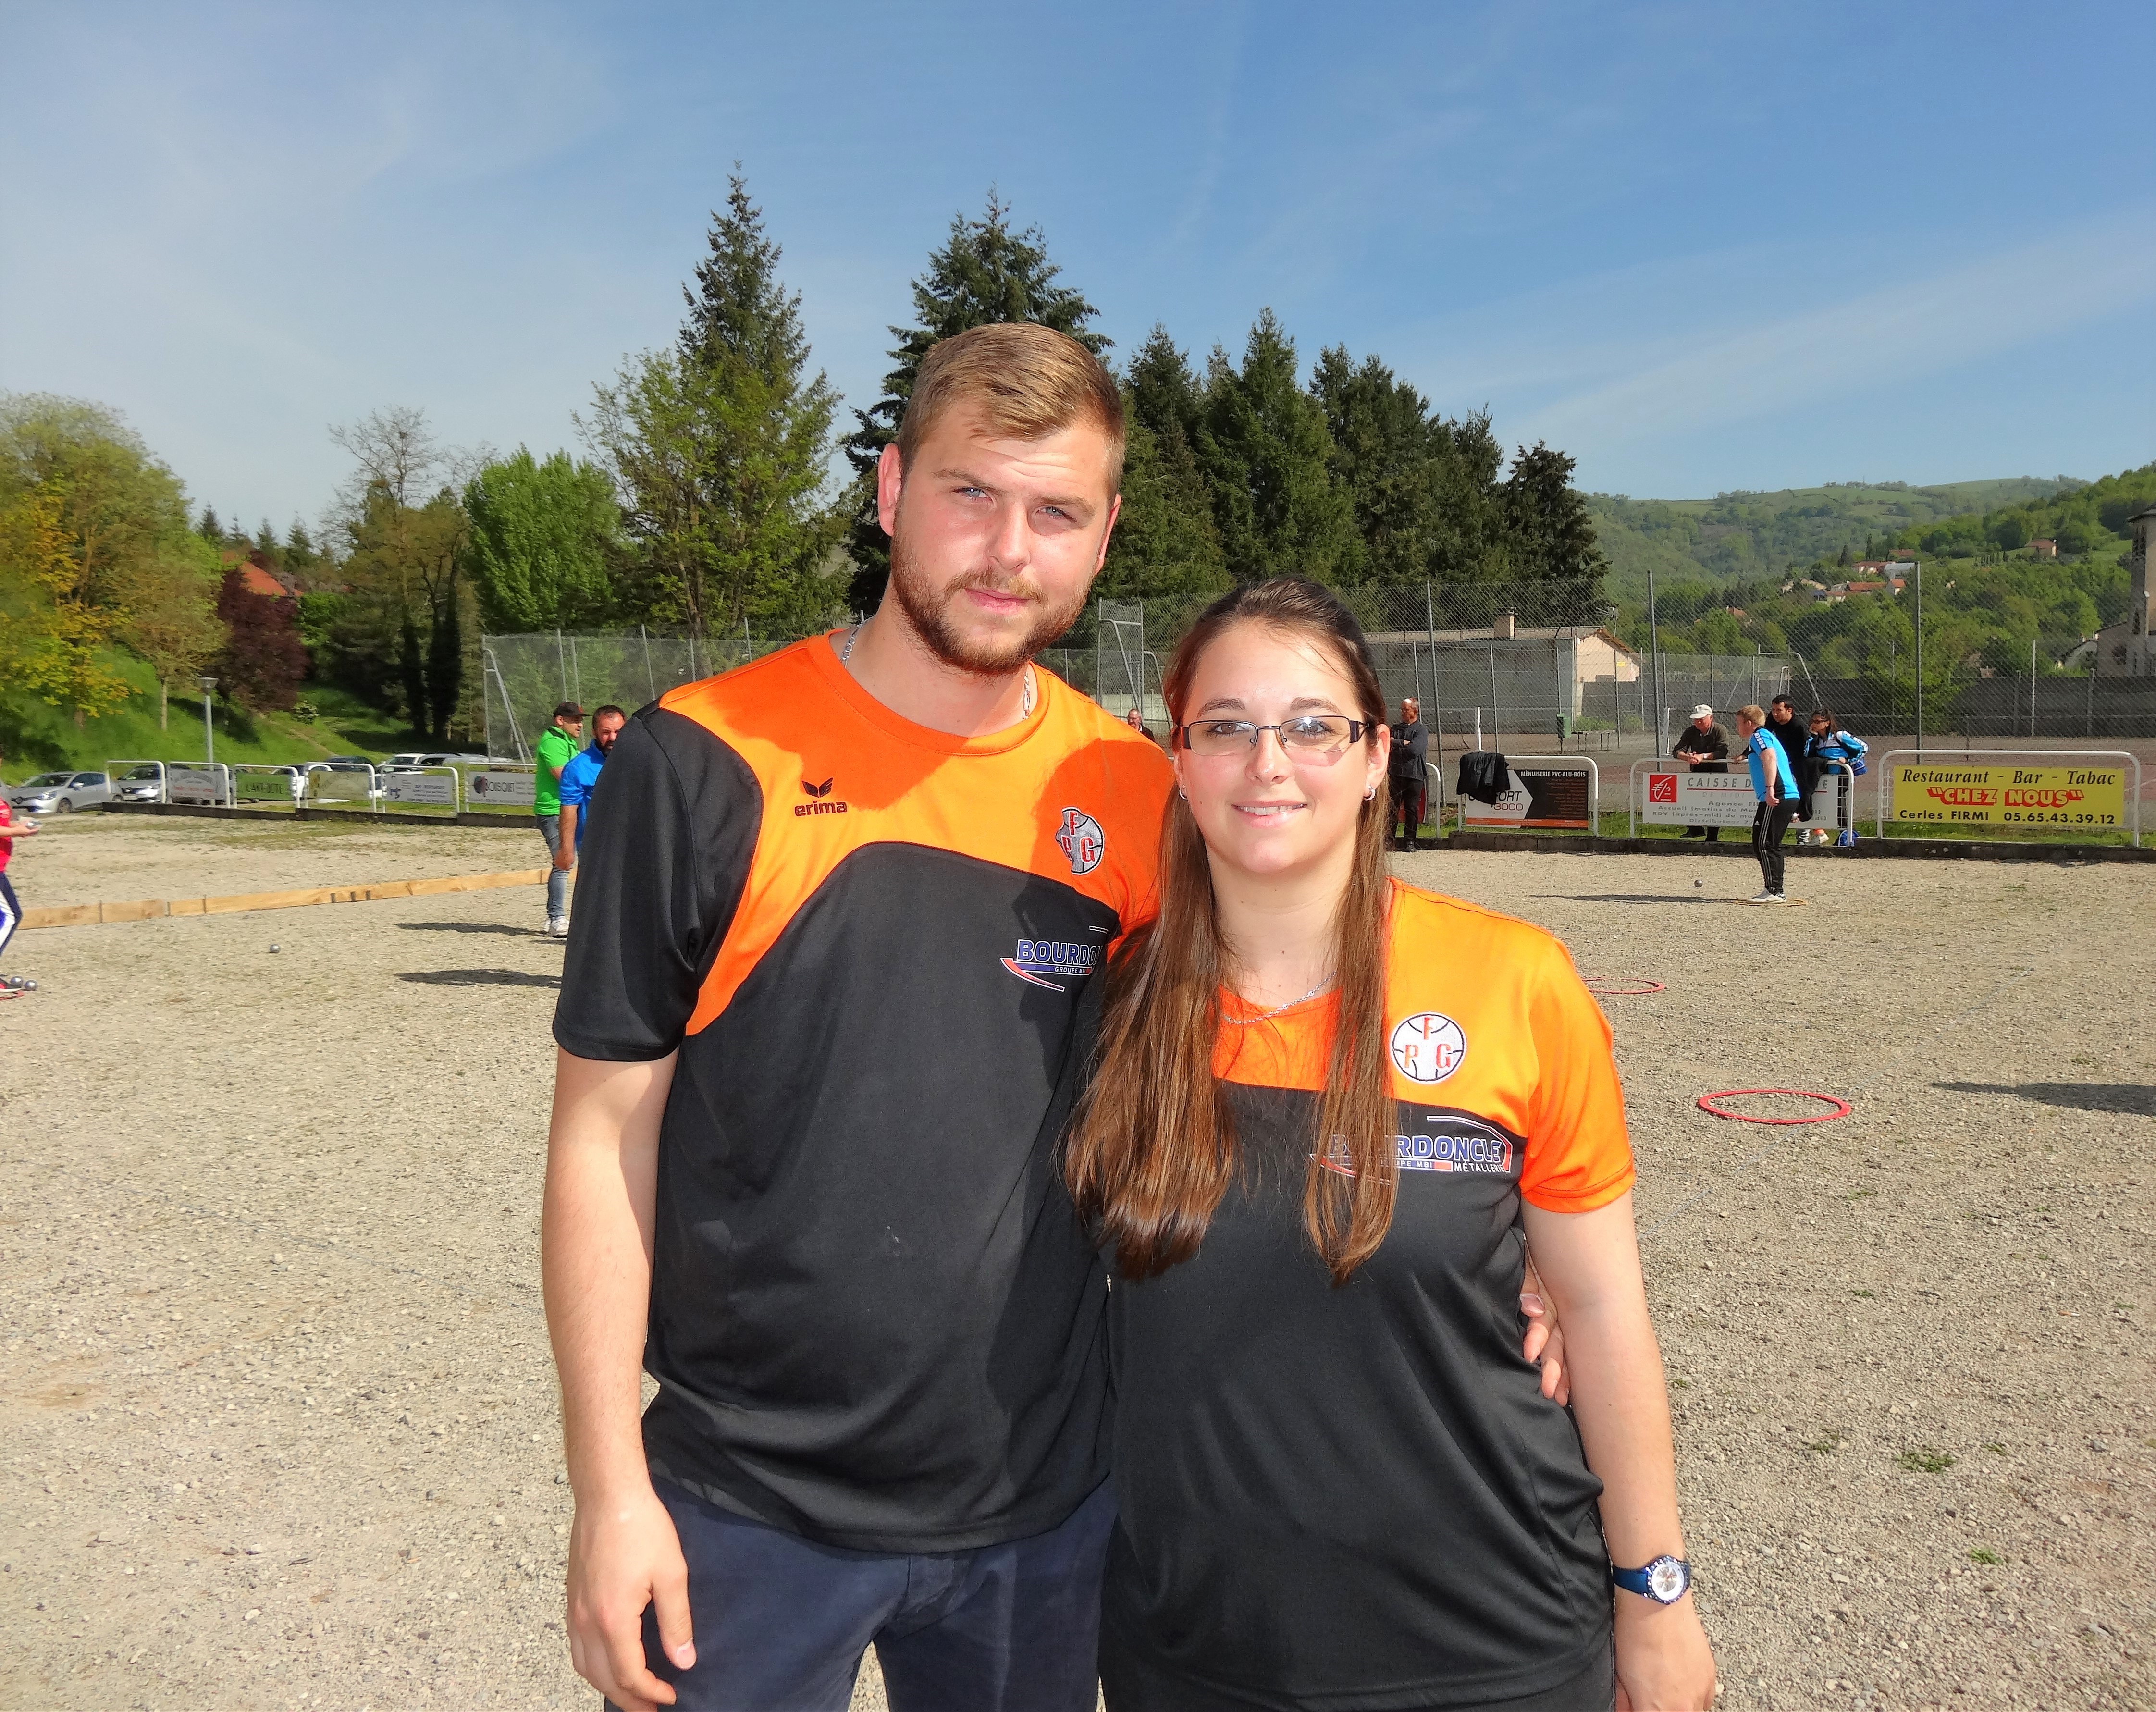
1456, 751, 1510, 805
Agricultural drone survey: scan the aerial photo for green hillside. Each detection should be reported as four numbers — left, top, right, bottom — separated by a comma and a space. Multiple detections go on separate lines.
1588, 476, 2078, 605
1592, 463, 2155, 679
0, 650, 418, 779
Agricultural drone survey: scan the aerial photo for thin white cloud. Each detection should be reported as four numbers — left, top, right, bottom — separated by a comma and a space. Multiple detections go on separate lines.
1519, 214, 2156, 445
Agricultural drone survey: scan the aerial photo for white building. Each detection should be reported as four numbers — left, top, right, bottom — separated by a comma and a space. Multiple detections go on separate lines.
2091, 505, 2155, 677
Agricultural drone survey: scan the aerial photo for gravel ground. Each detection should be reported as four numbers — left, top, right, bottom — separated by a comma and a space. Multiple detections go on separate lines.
5, 811, 543, 908
0, 816, 2149, 1709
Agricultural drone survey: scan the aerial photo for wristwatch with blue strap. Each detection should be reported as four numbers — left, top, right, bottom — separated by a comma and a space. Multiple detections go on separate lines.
1610, 1555, 1691, 1603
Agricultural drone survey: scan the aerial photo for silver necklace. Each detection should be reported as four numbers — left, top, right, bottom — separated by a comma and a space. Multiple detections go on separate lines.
1224, 974, 1336, 1025
842, 617, 1036, 715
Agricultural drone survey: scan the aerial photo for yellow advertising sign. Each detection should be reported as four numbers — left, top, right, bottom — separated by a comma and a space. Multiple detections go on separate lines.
1889, 762, 2127, 829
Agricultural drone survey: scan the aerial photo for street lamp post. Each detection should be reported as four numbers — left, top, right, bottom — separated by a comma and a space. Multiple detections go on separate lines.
198, 675, 218, 767
1646, 562, 1665, 754
1912, 559, 1923, 760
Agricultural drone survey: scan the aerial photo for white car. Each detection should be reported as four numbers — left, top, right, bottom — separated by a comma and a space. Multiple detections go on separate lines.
379, 751, 491, 772
9, 770, 112, 813
113, 763, 167, 803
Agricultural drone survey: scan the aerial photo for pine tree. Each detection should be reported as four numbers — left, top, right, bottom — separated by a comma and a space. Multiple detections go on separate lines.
838, 192, 1108, 611
1098, 328, 1224, 598
585, 172, 841, 638
1197, 311, 1357, 584
1311, 347, 1509, 584
1501, 443, 1607, 581
197, 504, 221, 540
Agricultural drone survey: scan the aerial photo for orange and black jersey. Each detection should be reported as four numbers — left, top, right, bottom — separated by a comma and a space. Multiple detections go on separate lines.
554, 636, 1171, 1553
1100, 885, 1634, 1709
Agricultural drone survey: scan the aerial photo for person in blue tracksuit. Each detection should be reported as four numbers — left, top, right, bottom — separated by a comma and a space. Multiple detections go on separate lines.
1803, 711, 1868, 846
1736, 703, 1798, 902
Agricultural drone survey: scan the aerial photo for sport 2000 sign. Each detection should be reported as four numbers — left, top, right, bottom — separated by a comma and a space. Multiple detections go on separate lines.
1889, 763, 2126, 828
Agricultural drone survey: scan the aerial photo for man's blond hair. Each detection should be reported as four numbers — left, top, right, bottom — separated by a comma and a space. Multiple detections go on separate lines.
896, 322, 1125, 492
1737, 703, 1767, 726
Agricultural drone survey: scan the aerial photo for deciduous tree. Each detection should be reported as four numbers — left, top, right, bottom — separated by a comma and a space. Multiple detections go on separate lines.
464, 448, 620, 632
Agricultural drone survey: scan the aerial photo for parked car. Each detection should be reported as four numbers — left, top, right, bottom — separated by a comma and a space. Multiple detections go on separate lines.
8, 770, 113, 813
378, 751, 490, 773
113, 763, 167, 802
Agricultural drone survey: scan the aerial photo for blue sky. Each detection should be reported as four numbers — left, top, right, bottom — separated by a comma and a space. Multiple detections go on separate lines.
3, 0, 2152, 533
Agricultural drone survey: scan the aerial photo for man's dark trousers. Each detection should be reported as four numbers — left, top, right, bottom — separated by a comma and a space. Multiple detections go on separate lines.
1753, 800, 1798, 895
1392, 776, 1428, 847
616, 1478, 1115, 1712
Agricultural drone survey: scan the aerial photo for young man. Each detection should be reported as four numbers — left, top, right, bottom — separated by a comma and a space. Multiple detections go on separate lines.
1763, 694, 1812, 818
1737, 703, 1798, 902
535, 702, 585, 937
1388, 695, 1429, 850
554, 704, 625, 865
542, 323, 1567, 1712
1671, 703, 1729, 842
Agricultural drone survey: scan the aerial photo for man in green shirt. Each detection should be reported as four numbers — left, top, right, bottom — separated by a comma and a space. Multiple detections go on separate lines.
535, 702, 585, 937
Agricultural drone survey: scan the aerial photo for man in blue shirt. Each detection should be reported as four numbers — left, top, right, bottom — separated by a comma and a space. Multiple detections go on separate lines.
1736, 703, 1798, 903
554, 705, 627, 885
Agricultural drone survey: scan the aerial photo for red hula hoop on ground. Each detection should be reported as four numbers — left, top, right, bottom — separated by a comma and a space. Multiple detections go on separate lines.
1696, 1089, 1851, 1125
1584, 977, 1665, 995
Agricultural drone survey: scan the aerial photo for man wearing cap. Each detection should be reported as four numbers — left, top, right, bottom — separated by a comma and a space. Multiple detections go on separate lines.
536, 702, 585, 937
1670, 704, 1730, 842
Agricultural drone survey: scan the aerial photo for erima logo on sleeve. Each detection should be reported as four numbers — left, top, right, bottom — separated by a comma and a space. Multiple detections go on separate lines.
795, 777, 849, 816
1000, 938, 1102, 991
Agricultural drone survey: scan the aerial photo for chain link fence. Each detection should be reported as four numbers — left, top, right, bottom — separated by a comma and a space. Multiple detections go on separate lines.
481, 629, 776, 761
486, 583, 1808, 763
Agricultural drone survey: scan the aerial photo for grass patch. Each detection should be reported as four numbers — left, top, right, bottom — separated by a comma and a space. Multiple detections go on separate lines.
1969, 1548, 2001, 1565
0, 651, 422, 774
1983, 1442, 2007, 1454
1806, 1429, 1844, 1456
1897, 1447, 1958, 1474
1852, 1288, 1875, 1298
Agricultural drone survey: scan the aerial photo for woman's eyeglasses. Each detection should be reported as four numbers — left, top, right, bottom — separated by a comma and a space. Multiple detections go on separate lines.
1176, 716, 1368, 757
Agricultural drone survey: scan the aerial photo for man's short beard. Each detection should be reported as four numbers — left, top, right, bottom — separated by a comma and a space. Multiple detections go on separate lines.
886, 533, 1088, 677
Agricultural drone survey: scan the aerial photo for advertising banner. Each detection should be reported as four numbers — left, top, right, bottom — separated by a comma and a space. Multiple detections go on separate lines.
1639, 771, 1756, 827
166, 764, 228, 806
1888, 762, 2126, 830
304, 765, 374, 805
232, 768, 298, 803
379, 771, 458, 807
463, 769, 536, 809
1461, 760, 1595, 830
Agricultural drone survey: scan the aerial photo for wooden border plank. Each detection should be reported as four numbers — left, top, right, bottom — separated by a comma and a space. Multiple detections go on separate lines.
20, 868, 547, 930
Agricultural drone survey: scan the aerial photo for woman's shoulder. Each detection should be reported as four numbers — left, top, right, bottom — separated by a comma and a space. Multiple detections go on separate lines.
1388, 881, 1567, 964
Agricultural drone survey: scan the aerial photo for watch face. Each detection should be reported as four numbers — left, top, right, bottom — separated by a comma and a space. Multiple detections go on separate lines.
1647, 1558, 1688, 1602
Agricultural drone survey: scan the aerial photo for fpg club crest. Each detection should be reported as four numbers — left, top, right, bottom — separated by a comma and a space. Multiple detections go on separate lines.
1055, 808, 1106, 875
1390, 1011, 1467, 1084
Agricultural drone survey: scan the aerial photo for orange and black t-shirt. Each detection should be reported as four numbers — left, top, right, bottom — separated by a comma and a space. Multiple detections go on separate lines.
1100, 883, 1634, 1708
554, 634, 1171, 1553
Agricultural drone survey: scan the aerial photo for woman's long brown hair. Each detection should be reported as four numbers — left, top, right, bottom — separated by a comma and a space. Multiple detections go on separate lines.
1066, 578, 1397, 1285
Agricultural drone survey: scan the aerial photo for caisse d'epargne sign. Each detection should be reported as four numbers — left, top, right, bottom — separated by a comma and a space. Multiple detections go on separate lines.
1889, 763, 2126, 828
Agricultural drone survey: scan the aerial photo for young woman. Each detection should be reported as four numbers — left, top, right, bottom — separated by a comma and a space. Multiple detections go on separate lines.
1068, 579, 1715, 1712
1801, 710, 1868, 845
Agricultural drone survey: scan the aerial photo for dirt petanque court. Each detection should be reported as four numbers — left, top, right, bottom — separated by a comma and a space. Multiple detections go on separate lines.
1, 813, 2150, 1709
